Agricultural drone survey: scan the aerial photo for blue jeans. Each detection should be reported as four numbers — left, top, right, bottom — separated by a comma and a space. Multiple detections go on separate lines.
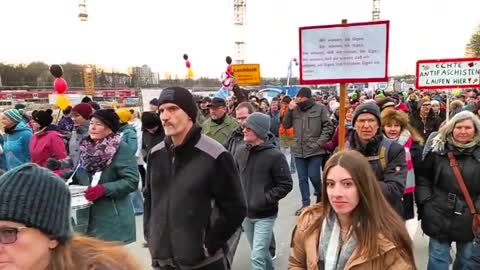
428, 238, 473, 270
295, 155, 322, 206
468, 235, 480, 270
242, 216, 276, 270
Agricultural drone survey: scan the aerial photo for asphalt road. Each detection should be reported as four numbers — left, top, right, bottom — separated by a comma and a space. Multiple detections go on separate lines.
127, 160, 432, 269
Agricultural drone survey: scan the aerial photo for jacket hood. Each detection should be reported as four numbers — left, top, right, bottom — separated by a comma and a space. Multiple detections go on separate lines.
119, 123, 136, 133
10, 121, 31, 133
247, 141, 276, 152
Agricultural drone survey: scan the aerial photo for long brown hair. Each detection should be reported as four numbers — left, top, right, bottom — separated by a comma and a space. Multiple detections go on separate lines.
305, 150, 415, 267
48, 234, 141, 270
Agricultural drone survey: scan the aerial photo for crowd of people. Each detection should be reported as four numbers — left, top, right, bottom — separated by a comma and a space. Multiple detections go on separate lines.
1, 85, 480, 269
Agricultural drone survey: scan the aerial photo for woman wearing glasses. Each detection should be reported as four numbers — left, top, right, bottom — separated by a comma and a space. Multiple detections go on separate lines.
0, 163, 140, 270
289, 150, 415, 269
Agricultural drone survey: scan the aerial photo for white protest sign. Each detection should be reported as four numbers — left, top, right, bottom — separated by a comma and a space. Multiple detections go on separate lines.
415, 58, 480, 89
299, 21, 389, 84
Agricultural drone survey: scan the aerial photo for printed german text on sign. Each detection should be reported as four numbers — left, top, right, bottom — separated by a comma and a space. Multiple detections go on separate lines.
231, 64, 261, 86
415, 58, 480, 90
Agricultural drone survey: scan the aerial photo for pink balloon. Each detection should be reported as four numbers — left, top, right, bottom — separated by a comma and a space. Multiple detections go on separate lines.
54, 78, 68, 94
293, 58, 297, 62
186, 60, 191, 68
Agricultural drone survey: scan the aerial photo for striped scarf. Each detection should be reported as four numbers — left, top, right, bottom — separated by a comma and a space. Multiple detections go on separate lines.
385, 130, 415, 194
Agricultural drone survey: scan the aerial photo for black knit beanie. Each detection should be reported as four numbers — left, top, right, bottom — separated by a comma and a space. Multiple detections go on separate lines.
0, 163, 72, 243
158, 87, 198, 123
91, 109, 120, 133
352, 102, 381, 126
297, 87, 312, 98
141, 111, 161, 129
32, 109, 54, 129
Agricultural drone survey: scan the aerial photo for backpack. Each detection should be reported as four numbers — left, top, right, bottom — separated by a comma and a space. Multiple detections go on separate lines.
365, 138, 392, 173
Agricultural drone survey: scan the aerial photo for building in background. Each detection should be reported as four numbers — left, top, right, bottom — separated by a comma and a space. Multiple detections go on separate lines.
129, 65, 156, 87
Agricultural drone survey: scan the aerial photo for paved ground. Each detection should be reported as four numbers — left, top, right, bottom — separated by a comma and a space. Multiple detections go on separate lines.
128, 159, 431, 269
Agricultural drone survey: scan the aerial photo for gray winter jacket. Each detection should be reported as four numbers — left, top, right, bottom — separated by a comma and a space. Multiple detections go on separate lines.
283, 99, 333, 158
69, 121, 90, 167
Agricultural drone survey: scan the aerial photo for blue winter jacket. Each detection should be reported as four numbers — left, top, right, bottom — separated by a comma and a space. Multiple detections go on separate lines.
3, 121, 33, 171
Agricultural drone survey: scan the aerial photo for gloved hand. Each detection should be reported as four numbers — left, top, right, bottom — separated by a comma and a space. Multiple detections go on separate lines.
46, 158, 62, 171
84, 185, 105, 201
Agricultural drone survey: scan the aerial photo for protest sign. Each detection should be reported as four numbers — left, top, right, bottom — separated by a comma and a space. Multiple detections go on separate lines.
415, 58, 480, 89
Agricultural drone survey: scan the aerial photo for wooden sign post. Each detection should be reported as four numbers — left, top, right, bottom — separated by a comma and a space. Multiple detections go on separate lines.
338, 19, 348, 150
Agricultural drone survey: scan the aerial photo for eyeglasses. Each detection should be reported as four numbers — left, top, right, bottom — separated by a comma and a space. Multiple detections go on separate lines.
0, 227, 28, 244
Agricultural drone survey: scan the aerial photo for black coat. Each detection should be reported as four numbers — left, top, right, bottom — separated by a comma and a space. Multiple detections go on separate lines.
144, 126, 246, 268
416, 144, 480, 242
234, 142, 292, 219
225, 127, 278, 157
348, 133, 407, 216
409, 111, 442, 141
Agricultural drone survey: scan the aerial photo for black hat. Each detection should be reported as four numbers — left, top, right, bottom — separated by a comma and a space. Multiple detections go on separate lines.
297, 87, 312, 98
202, 97, 212, 103
81, 96, 93, 103
149, 98, 159, 106
91, 109, 120, 133
158, 87, 198, 123
0, 163, 72, 243
14, 103, 26, 110
32, 109, 54, 129
207, 97, 227, 108
141, 111, 161, 129
376, 97, 396, 111
352, 102, 381, 126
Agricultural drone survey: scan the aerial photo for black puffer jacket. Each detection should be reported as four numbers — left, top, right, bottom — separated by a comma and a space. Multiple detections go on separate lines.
348, 133, 407, 216
416, 143, 480, 242
234, 142, 293, 219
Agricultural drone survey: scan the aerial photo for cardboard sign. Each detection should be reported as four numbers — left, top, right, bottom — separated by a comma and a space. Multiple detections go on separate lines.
299, 21, 389, 84
415, 58, 480, 89
231, 64, 261, 85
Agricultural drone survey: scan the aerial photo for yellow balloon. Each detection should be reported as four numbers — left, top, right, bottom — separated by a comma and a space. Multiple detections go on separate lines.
187, 68, 194, 79
55, 94, 70, 111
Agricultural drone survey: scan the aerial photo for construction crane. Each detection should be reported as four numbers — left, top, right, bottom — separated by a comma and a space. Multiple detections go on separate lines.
233, 0, 246, 64
372, 0, 380, 20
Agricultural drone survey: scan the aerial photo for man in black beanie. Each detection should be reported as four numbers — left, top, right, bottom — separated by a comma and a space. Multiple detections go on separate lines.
348, 102, 407, 216
144, 87, 246, 270
141, 111, 164, 161
283, 87, 333, 215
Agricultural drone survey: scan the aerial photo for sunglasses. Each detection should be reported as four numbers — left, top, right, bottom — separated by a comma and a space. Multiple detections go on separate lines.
0, 226, 28, 244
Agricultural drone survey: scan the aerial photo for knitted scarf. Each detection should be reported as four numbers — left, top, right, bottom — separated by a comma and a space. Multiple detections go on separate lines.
79, 133, 121, 173
319, 211, 357, 270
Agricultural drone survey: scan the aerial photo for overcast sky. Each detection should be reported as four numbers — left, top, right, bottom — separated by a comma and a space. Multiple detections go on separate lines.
0, 0, 479, 78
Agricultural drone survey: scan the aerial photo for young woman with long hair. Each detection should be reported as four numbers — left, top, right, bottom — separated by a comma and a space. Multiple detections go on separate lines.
289, 150, 416, 270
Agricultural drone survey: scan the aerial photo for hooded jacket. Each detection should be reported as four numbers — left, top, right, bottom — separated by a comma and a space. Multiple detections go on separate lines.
283, 99, 334, 158
29, 126, 68, 167
144, 125, 246, 268
3, 121, 33, 171
225, 126, 278, 157
234, 142, 292, 219
69, 120, 90, 168
119, 124, 138, 156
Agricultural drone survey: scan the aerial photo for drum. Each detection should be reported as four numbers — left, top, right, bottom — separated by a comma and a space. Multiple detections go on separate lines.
69, 185, 92, 210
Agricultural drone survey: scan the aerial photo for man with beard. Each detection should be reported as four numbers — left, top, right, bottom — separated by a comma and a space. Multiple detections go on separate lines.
283, 87, 333, 215
144, 87, 246, 270
202, 97, 238, 145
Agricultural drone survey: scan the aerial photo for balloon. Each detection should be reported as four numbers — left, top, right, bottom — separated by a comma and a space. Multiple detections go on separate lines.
293, 58, 297, 62
226, 65, 232, 75
226, 56, 232, 65
54, 78, 68, 94
187, 68, 194, 79
55, 94, 70, 110
183, 54, 189, 60
186, 60, 191, 68
49, 64, 63, 78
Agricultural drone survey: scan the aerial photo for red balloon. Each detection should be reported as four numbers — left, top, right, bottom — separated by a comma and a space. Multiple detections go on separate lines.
54, 78, 68, 94
186, 60, 191, 68
226, 65, 232, 75
293, 58, 297, 62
